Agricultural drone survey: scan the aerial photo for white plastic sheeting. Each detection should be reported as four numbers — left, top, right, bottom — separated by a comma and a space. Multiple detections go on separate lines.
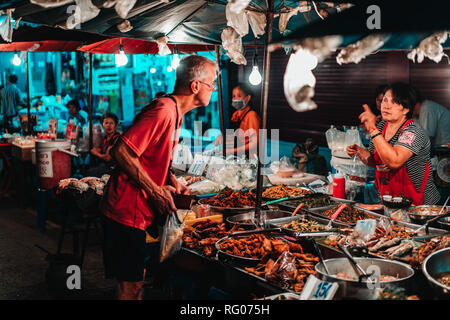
156, 35, 172, 56
117, 19, 133, 33
407, 31, 450, 64
221, 26, 247, 65
227, 0, 251, 14
0, 9, 13, 42
30, 0, 74, 8
336, 34, 388, 65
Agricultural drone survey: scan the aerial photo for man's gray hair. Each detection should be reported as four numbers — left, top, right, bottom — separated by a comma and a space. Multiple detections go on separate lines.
174, 55, 218, 91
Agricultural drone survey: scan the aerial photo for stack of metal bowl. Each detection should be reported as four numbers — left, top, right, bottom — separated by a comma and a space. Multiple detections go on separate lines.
422, 247, 450, 299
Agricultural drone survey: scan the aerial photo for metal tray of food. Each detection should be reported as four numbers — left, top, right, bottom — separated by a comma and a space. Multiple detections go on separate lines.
197, 198, 254, 215
277, 193, 338, 212
250, 185, 312, 200
266, 214, 349, 233
306, 205, 387, 227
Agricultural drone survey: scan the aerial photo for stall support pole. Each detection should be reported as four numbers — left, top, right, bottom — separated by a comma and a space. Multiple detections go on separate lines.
88, 52, 93, 152
215, 45, 225, 158
255, 0, 274, 217
26, 52, 31, 134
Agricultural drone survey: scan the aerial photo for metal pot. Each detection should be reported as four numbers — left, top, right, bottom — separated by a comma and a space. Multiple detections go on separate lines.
422, 247, 450, 298
315, 257, 415, 300
407, 205, 449, 224
437, 216, 450, 231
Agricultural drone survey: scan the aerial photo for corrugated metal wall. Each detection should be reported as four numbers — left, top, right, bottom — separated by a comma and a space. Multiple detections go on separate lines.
230, 48, 450, 146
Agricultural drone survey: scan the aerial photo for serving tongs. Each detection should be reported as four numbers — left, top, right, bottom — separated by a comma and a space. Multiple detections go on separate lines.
228, 226, 337, 239
337, 243, 374, 283
311, 239, 330, 275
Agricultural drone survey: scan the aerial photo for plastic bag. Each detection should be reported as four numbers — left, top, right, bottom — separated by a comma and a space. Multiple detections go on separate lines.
117, 20, 133, 33
160, 214, 184, 263
246, 11, 266, 38
283, 48, 318, 112
0, 9, 13, 42
266, 251, 297, 289
188, 179, 221, 195
221, 27, 247, 65
227, 0, 251, 14
226, 2, 249, 37
407, 31, 449, 64
352, 219, 377, 243
336, 34, 388, 65
156, 36, 172, 56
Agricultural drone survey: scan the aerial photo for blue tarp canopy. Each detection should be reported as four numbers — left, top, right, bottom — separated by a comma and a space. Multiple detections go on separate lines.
0, 0, 349, 45
272, 1, 450, 50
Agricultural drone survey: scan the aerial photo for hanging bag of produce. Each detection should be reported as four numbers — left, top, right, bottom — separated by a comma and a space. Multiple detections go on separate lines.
159, 213, 184, 263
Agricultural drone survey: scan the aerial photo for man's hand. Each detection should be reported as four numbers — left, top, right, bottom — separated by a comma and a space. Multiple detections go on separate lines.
169, 173, 191, 195
152, 185, 178, 214
359, 104, 377, 133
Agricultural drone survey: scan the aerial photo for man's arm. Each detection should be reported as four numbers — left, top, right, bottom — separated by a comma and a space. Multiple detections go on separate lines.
112, 139, 177, 214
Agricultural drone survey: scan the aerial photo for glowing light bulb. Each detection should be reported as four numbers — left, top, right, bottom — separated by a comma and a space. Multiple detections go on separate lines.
249, 65, 262, 86
150, 67, 156, 73
12, 52, 21, 66
166, 66, 173, 72
171, 54, 180, 69
115, 47, 128, 67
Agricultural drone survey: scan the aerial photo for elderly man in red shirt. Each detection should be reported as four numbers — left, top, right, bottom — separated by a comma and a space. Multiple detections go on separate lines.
100, 55, 218, 300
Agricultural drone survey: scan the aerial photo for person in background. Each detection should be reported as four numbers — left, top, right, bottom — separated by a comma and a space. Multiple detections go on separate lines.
60, 88, 72, 106
215, 83, 260, 158
304, 138, 328, 176
86, 113, 121, 178
100, 55, 218, 300
347, 82, 440, 205
411, 86, 449, 148
0, 74, 25, 132
66, 99, 87, 127
372, 84, 389, 125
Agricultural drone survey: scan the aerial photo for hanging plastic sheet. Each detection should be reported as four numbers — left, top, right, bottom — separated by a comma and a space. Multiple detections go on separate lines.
336, 34, 389, 65
407, 31, 450, 63
0, 9, 13, 42
225, 1, 249, 37
221, 26, 247, 65
30, 0, 74, 8
246, 10, 265, 38
227, 0, 251, 14
61, 0, 101, 30
117, 19, 133, 33
156, 35, 172, 55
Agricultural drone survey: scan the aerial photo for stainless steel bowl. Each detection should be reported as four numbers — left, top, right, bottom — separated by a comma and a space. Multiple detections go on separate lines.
226, 210, 293, 229
422, 247, 450, 298
437, 216, 450, 231
407, 205, 449, 223
315, 257, 415, 300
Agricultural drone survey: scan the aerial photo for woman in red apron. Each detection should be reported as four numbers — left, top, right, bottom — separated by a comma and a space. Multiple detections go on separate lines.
347, 83, 440, 205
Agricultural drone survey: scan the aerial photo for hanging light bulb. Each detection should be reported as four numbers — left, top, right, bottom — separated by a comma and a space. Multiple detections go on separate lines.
115, 44, 128, 67
150, 67, 156, 73
12, 52, 21, 66
249, 51, 262, 86
166, 66, 173, 72
171, 53, 180, 69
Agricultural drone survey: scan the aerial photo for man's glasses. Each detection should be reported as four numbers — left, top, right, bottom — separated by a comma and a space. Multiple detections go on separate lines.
198, 80, 217, 91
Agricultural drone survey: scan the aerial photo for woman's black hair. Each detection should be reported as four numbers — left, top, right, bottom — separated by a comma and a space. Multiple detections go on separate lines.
67, 99, 80, 112
101, 112, 119, 125
383, 82, 416, 119
374, 84, 389, 100
234, 82, 253, 98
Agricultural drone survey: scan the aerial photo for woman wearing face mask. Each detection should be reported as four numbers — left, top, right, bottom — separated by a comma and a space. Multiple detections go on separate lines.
215, 83, 260, 158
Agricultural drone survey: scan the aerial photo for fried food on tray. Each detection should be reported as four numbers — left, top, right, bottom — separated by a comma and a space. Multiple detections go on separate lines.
262, 185, 312, 198
322, 205, 369, 224
202, 188, 256, 208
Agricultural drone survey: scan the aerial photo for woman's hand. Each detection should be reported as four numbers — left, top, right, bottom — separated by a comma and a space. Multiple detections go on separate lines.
359, 104, 377, 133
346, 144, 360, 157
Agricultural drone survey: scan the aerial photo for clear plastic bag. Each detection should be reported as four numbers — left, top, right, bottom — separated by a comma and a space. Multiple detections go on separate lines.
246, 11, 266, 38
266, 251, 297, 289
159, 214, 184, 263
352, 219, 377, 243
156, 36, 172, 56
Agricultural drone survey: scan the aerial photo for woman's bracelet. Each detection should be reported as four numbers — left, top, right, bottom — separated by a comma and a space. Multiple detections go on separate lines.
371, 132, 382, 140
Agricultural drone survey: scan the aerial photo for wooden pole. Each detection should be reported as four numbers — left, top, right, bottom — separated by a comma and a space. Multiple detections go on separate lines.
255, 0, 274, 217
215, 45, 225, 157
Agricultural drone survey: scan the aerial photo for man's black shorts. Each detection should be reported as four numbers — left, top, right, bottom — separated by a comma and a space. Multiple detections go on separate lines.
101, 216, 147, 282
